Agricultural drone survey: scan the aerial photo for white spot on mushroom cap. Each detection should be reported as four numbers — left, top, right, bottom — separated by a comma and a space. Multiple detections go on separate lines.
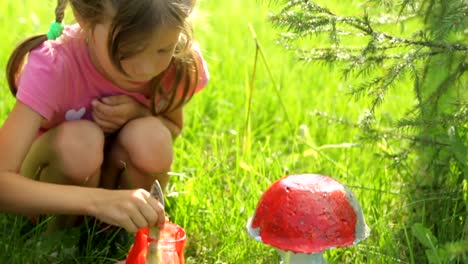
342, 184, 371, 244
246, 217, 263, 242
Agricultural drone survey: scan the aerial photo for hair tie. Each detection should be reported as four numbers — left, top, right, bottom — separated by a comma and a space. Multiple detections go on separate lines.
47, 21, 64, 40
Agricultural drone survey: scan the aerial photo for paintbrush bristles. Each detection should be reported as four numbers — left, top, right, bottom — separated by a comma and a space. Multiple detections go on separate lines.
150, 180, 165, 207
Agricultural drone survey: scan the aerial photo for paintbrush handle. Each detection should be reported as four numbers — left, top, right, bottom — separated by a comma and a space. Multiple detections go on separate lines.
146, 180, 164, 264
146, 227, 160, 264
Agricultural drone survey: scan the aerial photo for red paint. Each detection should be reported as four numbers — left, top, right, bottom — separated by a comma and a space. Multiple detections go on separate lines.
126, 227, 154, 264
158, 222, 187, 264
251, 174, 357, 253
126, 222, 186, 264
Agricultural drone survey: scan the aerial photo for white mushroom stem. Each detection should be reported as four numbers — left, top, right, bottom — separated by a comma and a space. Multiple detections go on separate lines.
279, 250, 327, 264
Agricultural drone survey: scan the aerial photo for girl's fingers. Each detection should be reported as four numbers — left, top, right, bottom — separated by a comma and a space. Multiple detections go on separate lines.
92, 107, 117, 124
92, 112, 119, 133
92, 100, 126, 125
128, 206, 149, 230
102, 95, 132, 105
126, 190, 156, 229
138, 199, 159, 227
121, 216, 139, 233
92, 99, 118, 117
92, 107, 106, 121
146, 196, 165, 227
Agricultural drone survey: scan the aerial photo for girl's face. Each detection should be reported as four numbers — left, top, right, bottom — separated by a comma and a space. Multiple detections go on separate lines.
87, 20, 181, 91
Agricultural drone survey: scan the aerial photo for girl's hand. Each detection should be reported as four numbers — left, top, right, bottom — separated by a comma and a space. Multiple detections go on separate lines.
91, 95, 151, 133
92, 188, 165, 233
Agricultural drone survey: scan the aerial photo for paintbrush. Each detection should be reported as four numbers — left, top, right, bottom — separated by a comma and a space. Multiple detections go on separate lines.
146, 179, 165, 264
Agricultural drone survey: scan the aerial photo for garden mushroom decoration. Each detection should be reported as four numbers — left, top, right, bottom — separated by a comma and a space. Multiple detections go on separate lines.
246, 174, 370, 264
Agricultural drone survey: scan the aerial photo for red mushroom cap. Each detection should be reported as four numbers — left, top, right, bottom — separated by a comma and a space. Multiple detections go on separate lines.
248, 174, 369, 254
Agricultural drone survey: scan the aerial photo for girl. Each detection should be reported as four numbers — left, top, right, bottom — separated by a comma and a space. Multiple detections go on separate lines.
0, 0, 208, 234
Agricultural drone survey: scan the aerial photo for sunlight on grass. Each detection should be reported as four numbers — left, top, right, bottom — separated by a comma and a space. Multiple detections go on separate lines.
0, 0, 433, 263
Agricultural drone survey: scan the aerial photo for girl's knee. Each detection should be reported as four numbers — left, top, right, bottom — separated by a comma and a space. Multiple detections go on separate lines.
52, 121, 104, 183
118, 117, 173, 173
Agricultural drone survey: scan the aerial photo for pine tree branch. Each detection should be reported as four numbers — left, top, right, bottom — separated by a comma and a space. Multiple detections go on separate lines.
270, 1, 468, 51
281, 43, 445, 65
424, 58, 467, 112
398, 105, 468, 128
311, 109, 456, 148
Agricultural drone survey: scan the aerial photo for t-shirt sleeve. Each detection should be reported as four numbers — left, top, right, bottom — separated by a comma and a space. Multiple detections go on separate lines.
191, 42, 209, 93
16, 43, 64, 121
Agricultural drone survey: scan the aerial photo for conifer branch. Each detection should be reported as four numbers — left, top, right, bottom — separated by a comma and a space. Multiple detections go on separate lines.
269, 1, 468, 51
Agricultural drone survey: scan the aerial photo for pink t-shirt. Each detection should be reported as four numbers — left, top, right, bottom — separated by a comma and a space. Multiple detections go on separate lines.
17, 24, 209, 132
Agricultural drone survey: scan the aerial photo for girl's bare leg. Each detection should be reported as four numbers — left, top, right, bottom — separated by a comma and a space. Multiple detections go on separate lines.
101, 117, 172, 263
101, 116, 173, 192
20, 120, 105, 232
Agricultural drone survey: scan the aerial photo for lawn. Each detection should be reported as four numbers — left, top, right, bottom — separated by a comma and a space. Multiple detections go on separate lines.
0, 0, 463, 263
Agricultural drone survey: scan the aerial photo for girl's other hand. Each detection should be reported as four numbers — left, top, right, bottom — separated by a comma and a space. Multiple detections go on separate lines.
91, 95, 151, 133
91, 188, 165, 233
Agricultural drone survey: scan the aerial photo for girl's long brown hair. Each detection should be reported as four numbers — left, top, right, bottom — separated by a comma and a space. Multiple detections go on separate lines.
6, 0, 200, 115
6, 0, 68, 96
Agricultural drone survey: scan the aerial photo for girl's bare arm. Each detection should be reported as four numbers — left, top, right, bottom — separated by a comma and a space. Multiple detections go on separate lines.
0, 101, 94, 215
0, 101, 164, 232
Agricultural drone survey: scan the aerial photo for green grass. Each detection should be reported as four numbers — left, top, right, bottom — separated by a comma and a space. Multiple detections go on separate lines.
0, 0, 465, 263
